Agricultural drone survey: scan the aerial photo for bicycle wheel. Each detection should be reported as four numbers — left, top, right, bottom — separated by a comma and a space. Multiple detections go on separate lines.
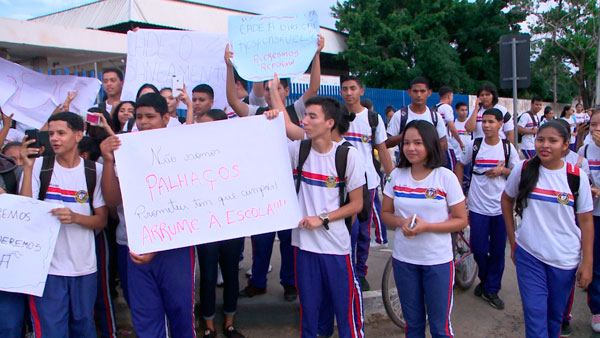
381, 256, 406, 328
453, 225, 478, 289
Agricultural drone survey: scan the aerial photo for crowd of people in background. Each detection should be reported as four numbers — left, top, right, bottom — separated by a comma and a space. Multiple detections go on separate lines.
0, 32, 598, 338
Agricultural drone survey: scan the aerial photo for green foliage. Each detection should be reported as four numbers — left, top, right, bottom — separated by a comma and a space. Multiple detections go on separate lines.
333, 0, 526, 93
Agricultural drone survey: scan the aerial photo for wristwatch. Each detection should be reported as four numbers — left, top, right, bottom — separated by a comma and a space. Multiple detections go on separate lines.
319, 212, 330, 230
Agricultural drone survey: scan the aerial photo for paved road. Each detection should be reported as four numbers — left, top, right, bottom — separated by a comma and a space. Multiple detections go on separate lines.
113, 229, 600, 337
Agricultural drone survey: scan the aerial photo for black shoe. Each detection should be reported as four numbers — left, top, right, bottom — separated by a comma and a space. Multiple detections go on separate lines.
239, 285, 266, 297
482, 292, 505, 310
359, 276, 370, 291
474, 283, 483, 297
284, 285, 298, 301
223, 325, 246, 338
203, 329, 216, 338
560, 321, 572, 337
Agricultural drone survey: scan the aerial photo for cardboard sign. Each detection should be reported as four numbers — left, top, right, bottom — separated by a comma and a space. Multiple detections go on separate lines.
0, 194, 61, 296
228, 11, 320, 81
114, 114, 302, 254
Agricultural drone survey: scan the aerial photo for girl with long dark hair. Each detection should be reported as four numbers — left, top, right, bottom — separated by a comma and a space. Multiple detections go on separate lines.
560, 105, 578, 151
381, 120, 467, 337
465, 83, 515, 144
501, 120, 593, 337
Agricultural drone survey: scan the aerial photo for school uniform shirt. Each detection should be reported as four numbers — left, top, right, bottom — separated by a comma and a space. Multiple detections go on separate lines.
459, 138, 519, 216
575, 112, 590, 124
387, 106, 447, 142
436, 103, 455, 137
470, 104, 515, 140
289, 140, 366, 255
562, 115, 577, 144
584, 133, 592, 145
344, 107, 387, 190
565, 150, 591, 178
579, 143, 600, 216
27, 157, 105, 276
518, 112, 539, 151
451, 119, 470, 155
504, 160, 593, 269
383, 167, 465, 265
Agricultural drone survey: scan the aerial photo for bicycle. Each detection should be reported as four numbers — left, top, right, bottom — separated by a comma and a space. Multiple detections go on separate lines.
381, 225, 478, 328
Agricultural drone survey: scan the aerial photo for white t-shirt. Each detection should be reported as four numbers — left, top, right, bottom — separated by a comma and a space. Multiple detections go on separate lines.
518, 112, 539, 150
116, 204, 128, 246
168, 116, 182, 127
384, 167, 464, 265
27, 157, 105, 276
344, 108, 387, 190
451, 119, 471, 154
387, 106, 447, 141
470, 104, 514, 140
289, 141, 365, 255
459, 138, 519, 216
575, 112, 590, 124
504, 160, 593, 269
436, 103, 454, 137
561, 116, 577, 144
579, 143, 600, 216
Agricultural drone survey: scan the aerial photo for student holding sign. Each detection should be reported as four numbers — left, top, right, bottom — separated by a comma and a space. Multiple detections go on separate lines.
265, 92, 366, 338
19, 112, 108, 337
225, 38, 323, 301
99, 93, 196, 338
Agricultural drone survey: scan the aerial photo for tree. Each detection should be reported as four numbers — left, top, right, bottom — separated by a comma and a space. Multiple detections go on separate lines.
332, 0, 527, 93
528, 0, 598, 107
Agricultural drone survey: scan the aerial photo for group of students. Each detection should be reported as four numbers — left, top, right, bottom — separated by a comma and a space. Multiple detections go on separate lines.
0, 36, 598, 338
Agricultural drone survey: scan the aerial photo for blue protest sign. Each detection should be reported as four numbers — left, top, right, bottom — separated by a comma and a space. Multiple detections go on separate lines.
228, 11, 320, 81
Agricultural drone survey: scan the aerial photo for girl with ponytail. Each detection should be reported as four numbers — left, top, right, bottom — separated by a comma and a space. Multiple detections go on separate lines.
501, 120, 594, 337
561, 105, 578, 151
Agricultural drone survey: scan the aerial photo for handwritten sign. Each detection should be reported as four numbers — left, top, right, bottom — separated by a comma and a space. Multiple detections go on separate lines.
0, 57, 101, 129
122, 30, 228, 111
228, 11, 320, 81
114, 114, 302, 254
0, 194, 61, 296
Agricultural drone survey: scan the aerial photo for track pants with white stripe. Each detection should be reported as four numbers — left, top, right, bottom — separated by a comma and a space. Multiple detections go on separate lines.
393, 259, 454, 338
127, 247, 196, 338
351, 188, 387, 278
295, 248, 364, 338
515, 245, 576, 338
94, 230, 117, 338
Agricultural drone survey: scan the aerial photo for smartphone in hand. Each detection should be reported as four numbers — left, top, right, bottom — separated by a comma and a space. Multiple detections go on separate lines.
172, 75, 183, 97
25, 129, 40, 158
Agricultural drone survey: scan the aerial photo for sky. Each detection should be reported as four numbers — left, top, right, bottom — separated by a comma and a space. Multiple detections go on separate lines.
0, 0, 342, 29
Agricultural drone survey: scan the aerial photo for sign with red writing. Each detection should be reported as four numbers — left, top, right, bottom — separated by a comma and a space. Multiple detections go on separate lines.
228, 11, 320, 81
114, 114, 302, 254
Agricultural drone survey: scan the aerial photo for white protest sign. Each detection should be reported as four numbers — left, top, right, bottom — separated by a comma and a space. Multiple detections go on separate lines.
122, 30, 228, 111
228, 11, 320, 81
0, 194, 61, 296
0, 57, 101, 129
114, 114, 302, 254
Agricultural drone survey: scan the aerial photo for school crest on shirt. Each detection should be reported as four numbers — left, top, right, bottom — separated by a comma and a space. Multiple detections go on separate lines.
326, 176, 337, 188
75, 190, 89, 204
557, 192, 570, 205
425, 188, 437, 199
497, 160, 505, 167
361, 135, 370, 143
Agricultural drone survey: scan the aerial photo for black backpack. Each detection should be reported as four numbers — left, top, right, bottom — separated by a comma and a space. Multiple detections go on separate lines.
295, 140, 368, 231
396, 106, 439, 136
38, 155, 97, 215
256, 104, 300, 126
0, 153, 19, 194
517, 111, 539, 143
469, 137, 511, 184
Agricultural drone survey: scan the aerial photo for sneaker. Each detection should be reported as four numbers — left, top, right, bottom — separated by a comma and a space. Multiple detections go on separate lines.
560, 321, 573, 337
481, 292, 505, 310
245, 264, 272, 278
474, 283, 483, 297
369, 241, 389, 249
359, 276, 370, 291
223, 325, 246, 338
592, 314, 600, 332
203, 329, 216, 338
283, 285, 298, 301
239, 285, 266, 297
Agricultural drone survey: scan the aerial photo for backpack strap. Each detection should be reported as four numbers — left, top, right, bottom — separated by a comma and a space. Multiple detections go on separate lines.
584, 144, 590, 159
566, 162, 580, 214
430, 106, 439, 127
367, 110, 381, 172
398, 107, 409, 134
502, 139, 511, 168
126, 118, 135, 132
469, 138, 484, 180
83, 159, 97, 215
529, 111, 538, 128
335, 143, 352, 232
287, 104, 300, 127
503, 112, 512, 124
295, 139, 312, 194
38, 155, 55, 201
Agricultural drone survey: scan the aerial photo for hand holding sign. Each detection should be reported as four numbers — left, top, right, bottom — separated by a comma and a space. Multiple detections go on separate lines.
228, 11, 320, 81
